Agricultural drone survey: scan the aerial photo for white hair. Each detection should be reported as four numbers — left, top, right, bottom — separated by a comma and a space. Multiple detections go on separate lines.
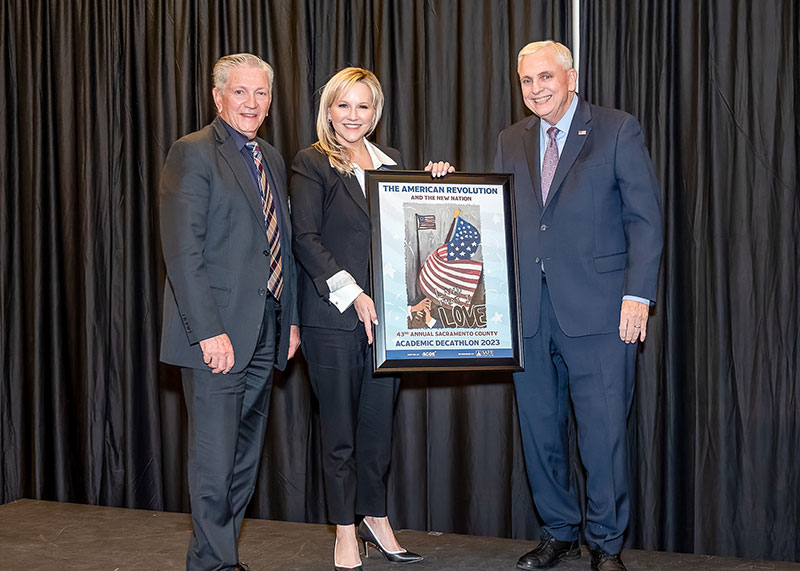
213, 53, 274, 93
517, 41, 573, 71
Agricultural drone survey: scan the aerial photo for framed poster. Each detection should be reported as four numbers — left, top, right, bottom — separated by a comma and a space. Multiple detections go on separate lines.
365, 170, 523, 372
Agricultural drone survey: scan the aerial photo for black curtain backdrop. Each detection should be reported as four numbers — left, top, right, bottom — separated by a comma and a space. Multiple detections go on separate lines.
580, 0, 800, 561
1, 0, 798, 563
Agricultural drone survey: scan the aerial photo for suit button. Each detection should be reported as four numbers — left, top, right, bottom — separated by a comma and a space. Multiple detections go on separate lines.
263, 250, 268, 256
540, 224, 548, 231
258, 288, 265, 296
535, 257, 541, 263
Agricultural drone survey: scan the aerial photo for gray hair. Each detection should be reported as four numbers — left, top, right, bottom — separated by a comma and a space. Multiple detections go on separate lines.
517, 41, 573, 71
213, 53, 274, 93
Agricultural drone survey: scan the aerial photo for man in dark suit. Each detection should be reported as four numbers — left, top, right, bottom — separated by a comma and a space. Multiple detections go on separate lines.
160, 53, 299, 571
495, 41, 662, 571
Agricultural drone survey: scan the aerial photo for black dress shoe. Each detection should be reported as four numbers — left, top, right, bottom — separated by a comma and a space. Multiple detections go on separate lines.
517, 532, 580, 569
236, 562, 250, 571
590, 548, 627, 571
357, 520, 423, 563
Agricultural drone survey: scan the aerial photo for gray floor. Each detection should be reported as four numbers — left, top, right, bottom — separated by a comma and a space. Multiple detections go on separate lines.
0, 499, 798, 571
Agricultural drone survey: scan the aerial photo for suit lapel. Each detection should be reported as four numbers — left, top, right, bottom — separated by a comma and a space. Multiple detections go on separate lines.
544, 98, 592, 210
333, 140, 401, 218
340, 170, 369, 216
213, 119, 267, 232
521, 117, 544, 210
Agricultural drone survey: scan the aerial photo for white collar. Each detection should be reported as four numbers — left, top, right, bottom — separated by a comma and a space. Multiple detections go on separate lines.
363, 140, 397, 168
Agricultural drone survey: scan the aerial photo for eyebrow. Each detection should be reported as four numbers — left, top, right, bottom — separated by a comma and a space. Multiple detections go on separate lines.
521, 70, 554, 79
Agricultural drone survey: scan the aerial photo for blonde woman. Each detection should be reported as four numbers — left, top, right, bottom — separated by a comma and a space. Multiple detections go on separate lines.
291, 67, 452, 571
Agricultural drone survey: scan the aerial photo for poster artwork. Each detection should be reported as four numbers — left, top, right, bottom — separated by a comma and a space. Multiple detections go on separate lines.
404, 204, 486, 330
368, 171, 521, 371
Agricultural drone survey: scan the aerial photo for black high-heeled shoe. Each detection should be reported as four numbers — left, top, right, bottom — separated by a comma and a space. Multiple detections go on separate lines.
334, 538, 363, 571
358, 520, 423, 564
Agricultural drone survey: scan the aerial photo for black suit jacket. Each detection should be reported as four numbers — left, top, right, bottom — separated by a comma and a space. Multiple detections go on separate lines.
495, 97, 662, 337
290, 144, 404, 331
159, 116, 298, 372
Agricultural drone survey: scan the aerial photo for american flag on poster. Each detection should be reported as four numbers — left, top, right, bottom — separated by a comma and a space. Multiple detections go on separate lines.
416, 214, 436, 230
418, 216, 483, 309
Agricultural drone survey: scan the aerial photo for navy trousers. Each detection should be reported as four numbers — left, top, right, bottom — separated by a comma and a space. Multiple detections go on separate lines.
514, 279, 637, 554
182, 298, 278, 571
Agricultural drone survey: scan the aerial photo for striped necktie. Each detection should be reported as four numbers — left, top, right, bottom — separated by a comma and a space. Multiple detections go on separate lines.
246, 141, 283, 300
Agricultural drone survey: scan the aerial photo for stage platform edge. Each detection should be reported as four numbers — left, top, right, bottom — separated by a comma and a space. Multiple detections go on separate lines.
1, 499, 797, 570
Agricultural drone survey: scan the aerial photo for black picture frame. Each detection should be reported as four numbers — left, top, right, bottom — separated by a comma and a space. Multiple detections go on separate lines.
365, 170, 523, 372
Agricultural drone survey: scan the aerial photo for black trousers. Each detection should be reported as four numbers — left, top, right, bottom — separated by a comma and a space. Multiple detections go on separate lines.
302, 325, 400, 525
182, 298, 278, 571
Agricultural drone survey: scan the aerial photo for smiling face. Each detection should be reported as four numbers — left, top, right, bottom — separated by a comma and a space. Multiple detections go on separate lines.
327, 81, 377, 149
212, 65, 272, 138
518, 46, 577, 125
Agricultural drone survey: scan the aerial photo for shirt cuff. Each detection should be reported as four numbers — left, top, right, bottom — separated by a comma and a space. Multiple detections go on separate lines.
623, 295, 654, 306
326, 270, 363, 313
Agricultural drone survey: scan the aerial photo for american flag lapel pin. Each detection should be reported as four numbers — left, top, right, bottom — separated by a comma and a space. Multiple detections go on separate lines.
578, 130, 587, 135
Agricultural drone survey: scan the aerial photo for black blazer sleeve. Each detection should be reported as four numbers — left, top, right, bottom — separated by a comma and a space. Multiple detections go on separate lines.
290, 148, 345, 298
160, 136, 225, 344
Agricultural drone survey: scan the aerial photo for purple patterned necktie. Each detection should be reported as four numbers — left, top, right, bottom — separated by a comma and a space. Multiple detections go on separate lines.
246, 141, 284, 300
541, 126, 559, 204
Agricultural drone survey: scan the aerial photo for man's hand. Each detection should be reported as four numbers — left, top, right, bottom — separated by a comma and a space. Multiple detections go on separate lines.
619, 300, 649, 344
288, 325, 301, 359
353, 292, 378, 345
199, 333, 235, 374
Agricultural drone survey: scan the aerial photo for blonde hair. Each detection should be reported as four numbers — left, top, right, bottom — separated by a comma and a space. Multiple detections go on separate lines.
213, 53, 274, 93
517, 41, 573, 72
313, 67, 384, 175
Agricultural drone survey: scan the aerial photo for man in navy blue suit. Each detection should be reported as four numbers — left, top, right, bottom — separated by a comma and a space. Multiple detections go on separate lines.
495, 41, 662, 571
